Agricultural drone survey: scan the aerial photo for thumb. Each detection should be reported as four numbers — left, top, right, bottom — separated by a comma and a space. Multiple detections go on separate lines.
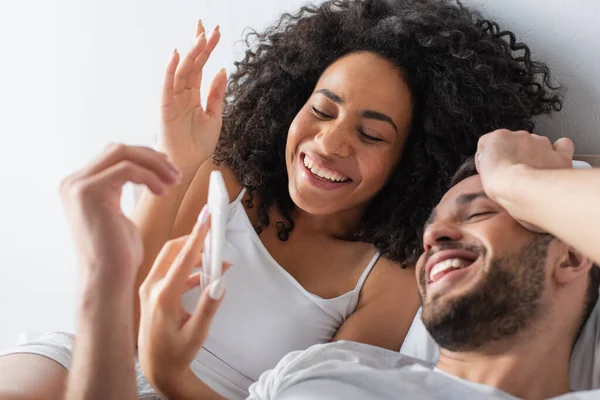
205, 68, 227, 120
553, 137, 575, 160
184, 277, 226, 346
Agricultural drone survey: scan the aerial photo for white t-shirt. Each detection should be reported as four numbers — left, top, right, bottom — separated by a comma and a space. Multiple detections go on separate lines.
248, 341, 600, 399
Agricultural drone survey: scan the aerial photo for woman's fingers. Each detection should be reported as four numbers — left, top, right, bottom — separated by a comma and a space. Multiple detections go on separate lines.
164, 206, 211, 288
144, 236, 188, 286
173, 33, 208, 95
205, 69, 227, 119
191, 26, 221, 92
183, 274, 227, 346
162, 49, 181, 109
184, 272, 202, 292
195, 19, 206, 39
183, 263, 230, 339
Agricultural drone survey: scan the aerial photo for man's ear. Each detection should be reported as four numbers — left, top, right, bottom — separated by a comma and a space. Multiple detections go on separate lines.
554, 245, 594, 285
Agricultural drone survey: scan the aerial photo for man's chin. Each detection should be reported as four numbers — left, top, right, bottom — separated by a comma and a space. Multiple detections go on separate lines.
421, 283, 474, 320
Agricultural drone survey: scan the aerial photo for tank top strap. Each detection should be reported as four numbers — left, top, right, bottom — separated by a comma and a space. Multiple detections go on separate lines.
353, 251, 381, 293
231, 187, 247, 206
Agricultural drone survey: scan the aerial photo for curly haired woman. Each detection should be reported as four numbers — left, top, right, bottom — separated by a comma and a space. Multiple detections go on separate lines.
0, 0, 561, 398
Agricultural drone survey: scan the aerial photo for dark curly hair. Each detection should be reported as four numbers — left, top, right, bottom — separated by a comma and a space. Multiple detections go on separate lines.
214, 0, 562, 266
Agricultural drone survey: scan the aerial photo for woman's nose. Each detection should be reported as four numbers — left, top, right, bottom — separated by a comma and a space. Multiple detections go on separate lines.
314, 123, 352, 158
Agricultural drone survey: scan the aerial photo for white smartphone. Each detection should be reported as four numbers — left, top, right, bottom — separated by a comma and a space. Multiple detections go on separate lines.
202, 171, 230, 289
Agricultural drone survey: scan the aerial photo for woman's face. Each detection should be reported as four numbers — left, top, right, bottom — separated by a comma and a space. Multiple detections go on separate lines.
286, 51, 413, 216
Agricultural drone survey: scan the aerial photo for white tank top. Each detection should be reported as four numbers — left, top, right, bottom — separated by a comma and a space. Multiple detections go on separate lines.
181, 188, 380, 399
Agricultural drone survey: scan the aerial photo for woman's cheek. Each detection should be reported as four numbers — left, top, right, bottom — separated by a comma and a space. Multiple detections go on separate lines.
366, 149, 395, 179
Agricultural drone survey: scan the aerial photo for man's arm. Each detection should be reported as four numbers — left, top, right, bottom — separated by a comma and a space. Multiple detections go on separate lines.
59, 144, 181, 399
498, 166, 600, 265
66, 272, 137, 400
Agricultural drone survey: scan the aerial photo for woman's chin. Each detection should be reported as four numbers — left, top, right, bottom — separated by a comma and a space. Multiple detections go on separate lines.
289, 187, 342, 216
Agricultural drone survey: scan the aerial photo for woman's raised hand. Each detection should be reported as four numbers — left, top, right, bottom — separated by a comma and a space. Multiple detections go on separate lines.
160, 20, 227, 170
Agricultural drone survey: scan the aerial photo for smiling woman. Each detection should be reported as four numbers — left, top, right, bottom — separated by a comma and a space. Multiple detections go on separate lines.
285, 51, 412, 217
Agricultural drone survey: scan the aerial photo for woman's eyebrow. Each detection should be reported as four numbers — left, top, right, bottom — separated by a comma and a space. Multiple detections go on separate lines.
315, 88, 343, 104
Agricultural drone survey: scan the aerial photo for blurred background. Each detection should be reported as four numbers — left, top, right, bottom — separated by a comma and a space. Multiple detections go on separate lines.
0, 0, 598, 348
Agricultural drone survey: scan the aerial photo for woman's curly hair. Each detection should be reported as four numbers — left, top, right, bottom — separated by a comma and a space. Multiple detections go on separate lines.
214, 0, 562, 266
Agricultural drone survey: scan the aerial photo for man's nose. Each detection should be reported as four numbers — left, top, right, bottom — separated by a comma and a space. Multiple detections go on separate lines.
423, 219, 463, 252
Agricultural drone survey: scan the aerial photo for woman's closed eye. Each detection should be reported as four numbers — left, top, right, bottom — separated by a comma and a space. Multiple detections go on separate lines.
359, 130, 384, 143
311, 106, 332, 119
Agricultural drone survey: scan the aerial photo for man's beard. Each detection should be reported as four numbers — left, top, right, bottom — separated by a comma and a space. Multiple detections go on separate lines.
421, 234, 552, 352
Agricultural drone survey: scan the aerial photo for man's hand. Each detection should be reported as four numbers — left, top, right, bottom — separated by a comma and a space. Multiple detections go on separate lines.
60, 144, 181, 283
61, 144, 181, 400
475, 129, 574, 197
475, 129, 574, 232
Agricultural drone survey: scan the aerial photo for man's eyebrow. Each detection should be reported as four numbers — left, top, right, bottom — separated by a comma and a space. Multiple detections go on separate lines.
422, 192, 489, 230
456, 191, 489, 206
423, 209, 437, 229
359, 110, 398, 132
315, 89, 343, 104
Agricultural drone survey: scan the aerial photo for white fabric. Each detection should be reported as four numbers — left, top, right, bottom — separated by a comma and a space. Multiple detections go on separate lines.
399, 289, 600, 391
0, 332, 159, 399
249, 341, 600, 399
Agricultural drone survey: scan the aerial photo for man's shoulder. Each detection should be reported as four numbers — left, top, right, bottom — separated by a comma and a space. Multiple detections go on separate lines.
282, 340, 435, 373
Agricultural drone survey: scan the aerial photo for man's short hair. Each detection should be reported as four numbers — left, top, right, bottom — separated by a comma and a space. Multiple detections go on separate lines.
449, 156, 478, 189
449, 156, 600, 336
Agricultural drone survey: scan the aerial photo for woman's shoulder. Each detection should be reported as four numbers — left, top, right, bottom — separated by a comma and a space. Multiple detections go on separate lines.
171, 159, 244, 238
360, 255, 418, 307
193, 158, 244, 204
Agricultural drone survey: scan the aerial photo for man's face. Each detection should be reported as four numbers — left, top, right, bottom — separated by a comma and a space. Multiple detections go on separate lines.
416, 175, 554, 351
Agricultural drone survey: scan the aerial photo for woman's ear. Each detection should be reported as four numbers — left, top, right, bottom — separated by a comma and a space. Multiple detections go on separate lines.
554, 245, 593, 285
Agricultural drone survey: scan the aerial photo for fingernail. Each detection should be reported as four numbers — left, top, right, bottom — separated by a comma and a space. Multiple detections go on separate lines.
209, 278, 225, 300
220, 67, 227, 75
214, 25, 220, 32
173, 48, 178, 55
198, 18, 203, 26
198, 204, 209, 223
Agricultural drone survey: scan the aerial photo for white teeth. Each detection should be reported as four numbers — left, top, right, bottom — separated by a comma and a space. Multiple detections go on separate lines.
429, 258, 470, 282
303, 155, 349, 183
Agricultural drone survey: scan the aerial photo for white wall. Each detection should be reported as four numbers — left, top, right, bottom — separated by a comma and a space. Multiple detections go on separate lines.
0, 0, 599, 350
0, 0, 312, 349
466, 0, 600, 153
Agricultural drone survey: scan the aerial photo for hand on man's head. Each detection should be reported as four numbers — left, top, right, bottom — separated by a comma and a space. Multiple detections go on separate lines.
59, 143, 181, 284
474, 129, 574, 233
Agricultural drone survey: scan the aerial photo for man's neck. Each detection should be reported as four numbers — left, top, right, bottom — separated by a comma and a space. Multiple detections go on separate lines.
436, 333, 572, 399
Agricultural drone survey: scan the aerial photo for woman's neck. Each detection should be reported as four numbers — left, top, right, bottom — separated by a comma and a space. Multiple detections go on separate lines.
291, 204, 366, 240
